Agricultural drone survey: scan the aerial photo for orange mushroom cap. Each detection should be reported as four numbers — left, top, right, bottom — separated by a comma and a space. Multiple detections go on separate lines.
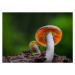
29, 41, 40, 52
35, 25, 62, 47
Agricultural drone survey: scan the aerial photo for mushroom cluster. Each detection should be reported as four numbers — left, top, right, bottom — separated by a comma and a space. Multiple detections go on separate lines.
29, 25, 62, 62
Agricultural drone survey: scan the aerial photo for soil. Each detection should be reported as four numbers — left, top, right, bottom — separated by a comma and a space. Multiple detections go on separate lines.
3, 50, 71, 63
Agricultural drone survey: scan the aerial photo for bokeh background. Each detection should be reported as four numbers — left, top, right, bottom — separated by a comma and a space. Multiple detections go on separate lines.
3, 13, 73, 61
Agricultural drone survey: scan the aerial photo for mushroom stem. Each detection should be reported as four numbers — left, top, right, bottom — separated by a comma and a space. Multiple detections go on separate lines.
34, 45, 41, 53
45, 32, 54, 62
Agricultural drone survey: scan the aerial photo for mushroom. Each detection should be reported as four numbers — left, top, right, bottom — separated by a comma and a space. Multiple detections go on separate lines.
29, 41, 41, 53
35, 25, 62, 62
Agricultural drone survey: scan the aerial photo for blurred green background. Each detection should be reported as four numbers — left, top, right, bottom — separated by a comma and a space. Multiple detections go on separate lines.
3, 13, 73, 61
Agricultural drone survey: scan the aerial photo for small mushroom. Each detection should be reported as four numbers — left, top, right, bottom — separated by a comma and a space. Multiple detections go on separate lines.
35, 25, 62, 62
29, 41, 41, 53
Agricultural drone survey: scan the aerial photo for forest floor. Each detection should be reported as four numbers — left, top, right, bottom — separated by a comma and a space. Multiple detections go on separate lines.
3, 50, 71, 63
